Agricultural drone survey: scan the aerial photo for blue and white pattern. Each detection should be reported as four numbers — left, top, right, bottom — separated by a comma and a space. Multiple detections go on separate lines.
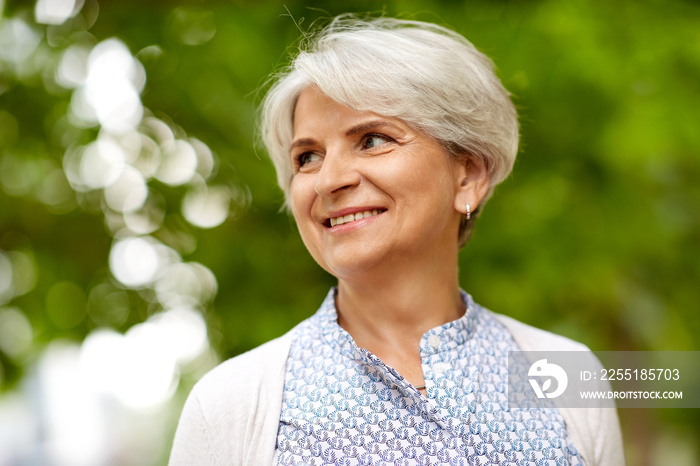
276, 289, 584, 465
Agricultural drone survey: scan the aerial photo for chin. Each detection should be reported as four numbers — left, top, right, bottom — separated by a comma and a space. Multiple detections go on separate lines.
313, 249, 388, 280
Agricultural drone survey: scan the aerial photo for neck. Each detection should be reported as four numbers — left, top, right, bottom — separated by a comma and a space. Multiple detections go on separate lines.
335, 252, 464, 359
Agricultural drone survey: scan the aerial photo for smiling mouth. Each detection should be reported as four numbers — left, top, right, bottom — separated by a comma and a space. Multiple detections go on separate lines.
327, 209, 385, 227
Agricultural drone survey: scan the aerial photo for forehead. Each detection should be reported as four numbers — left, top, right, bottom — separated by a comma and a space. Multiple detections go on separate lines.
293, 87, 368, 134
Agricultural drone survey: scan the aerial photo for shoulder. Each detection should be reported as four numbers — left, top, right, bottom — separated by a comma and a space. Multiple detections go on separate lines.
487, 310, 625, 465
169, 329, 296, 466
193, 330, 294, 399
490, 311, 590, 352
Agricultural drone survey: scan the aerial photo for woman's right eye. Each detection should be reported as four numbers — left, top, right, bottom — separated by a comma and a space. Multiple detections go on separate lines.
298, 152, 321, 167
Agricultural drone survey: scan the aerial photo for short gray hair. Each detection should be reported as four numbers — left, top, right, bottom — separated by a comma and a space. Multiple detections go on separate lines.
259, 15, 518, 246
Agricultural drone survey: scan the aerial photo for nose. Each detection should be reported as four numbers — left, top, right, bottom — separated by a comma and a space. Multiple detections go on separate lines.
313, 149, 361, 197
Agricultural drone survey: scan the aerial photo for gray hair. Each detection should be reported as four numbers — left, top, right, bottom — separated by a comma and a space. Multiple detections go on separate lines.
259, 15, 518, 246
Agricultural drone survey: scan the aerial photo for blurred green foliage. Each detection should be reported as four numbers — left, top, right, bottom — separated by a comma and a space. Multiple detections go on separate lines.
1, 0, 699, 464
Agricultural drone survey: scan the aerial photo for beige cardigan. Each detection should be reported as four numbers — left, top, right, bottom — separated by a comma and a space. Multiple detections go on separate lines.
169, 313, 625, 465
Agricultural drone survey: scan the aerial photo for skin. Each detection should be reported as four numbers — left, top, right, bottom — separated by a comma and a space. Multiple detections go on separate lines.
289, 86, 490, 390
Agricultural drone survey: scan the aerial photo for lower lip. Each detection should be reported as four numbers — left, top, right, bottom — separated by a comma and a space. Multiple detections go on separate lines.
327, 212, 384, 233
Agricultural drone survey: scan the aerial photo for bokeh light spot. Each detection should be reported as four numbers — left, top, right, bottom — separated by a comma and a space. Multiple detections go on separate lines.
190, 137, 215, 179
109, 236, 179, 286
170, 7, 216, 46
0, 18, 41, 65
0, 251, 12, 304
103, 165, 148, 213
80, 328, 123, 394
116, 130, 144, 164
131, 134, 161, 178
78, 138, 125, 189
56, 44, 90, 88
35, 0, 84, 26
86, 283, 130, 327
40, 342, 104, 466
109, 237, 161, 288
0, 154, 40, 197
119, 322, 179, 409
0, 307, 33, 359
35, 168, 73, 207
80, 306, 209, 412
182, 185, 230, 228
122, 192, 166, 235
189, 262, 218, 304
73, 39, 145, 133
140, 117, 174, 145
149, 308, 207, 365
155, 139, 197, 186
155, 262, 201, 308
7, 250, 37, 297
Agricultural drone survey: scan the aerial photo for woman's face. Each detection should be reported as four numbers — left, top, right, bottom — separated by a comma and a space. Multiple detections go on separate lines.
289, 87, 475, 279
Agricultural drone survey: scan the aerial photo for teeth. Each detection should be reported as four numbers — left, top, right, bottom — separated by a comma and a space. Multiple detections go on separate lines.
329, 209, 383, 227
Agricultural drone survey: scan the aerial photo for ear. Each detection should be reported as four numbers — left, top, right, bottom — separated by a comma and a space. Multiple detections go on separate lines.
453, 156, 490, 215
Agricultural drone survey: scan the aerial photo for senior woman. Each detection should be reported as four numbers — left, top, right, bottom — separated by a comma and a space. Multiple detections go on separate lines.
170, 16, 623, 465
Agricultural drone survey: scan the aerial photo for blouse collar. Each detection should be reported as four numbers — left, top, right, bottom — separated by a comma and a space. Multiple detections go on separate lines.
314, 287, 479, 360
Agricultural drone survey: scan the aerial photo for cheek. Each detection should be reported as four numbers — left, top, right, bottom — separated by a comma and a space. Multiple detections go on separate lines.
289, 177, 318, 238
388, 154, 457, 200
289, 177, 311, 214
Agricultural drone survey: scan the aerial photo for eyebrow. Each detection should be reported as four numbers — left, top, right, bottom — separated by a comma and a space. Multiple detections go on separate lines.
290, 138, 316, 150
344, 120, 403, 137
290, 120, 404, 151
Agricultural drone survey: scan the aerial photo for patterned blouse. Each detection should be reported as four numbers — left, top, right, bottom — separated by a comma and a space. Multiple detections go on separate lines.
275, 289, 583, 465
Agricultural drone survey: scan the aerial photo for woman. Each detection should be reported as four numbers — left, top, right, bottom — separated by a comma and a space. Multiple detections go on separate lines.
170, 16, 623, 465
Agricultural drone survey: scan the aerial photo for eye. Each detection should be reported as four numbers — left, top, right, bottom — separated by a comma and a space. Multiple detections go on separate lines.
362, 134, 393, 150
298, 152, 321, 167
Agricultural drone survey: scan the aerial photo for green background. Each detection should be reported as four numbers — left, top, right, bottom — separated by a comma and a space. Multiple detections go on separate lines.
1, 0, 698, 464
